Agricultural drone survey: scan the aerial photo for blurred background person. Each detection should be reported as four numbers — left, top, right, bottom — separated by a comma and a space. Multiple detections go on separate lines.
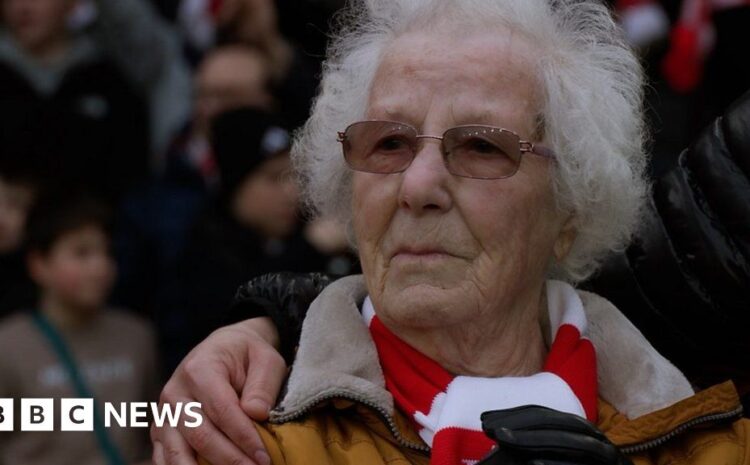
160, 107, 332, 370
0, 0, 149, 200
0, 192, 158, 465
0, 0, 192, 180
110, 45, 274, 338
178, 0, 320, 129
167, 44, 273, 188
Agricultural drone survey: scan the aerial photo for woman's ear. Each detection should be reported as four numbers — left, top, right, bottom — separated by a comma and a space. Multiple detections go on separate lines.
553, 215, 577, 262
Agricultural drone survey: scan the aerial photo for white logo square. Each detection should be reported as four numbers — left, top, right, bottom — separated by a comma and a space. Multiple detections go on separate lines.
0, 398, 13, 431
61, 398, 94, 431
21, 398, 53, 431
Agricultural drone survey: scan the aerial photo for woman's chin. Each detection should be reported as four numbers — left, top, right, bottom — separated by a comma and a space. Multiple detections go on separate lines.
376, 279, 471, 329
387, 255, 467, 284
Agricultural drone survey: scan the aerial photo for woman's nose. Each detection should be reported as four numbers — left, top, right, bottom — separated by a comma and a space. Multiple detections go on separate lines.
397, 141, 452, 214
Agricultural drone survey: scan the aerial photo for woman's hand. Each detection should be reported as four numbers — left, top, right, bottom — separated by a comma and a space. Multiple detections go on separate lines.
151, 318, 286, 465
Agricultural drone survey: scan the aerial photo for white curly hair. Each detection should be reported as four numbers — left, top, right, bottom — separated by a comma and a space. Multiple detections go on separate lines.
292, 0, 649, 282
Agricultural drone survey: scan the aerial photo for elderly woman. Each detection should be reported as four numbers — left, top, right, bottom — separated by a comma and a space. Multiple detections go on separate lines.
152, 1, 750, 464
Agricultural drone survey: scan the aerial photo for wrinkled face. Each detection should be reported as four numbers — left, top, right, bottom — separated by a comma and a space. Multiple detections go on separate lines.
353, 29, 574, 331
0, 177, 35, 253
232, 153, 299, 238
30, 225, 116, 311
1, 0, 74, 53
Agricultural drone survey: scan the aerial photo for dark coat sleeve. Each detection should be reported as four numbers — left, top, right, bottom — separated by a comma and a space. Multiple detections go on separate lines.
227, 272, 333, 364
584, 89, 750, 397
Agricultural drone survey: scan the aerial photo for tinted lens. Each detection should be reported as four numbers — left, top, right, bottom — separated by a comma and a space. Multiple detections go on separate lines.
342, 121, 417, 174
443, 126, 522, 179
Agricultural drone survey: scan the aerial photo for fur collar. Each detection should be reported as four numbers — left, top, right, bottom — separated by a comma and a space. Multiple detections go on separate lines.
271, 275, 694, 422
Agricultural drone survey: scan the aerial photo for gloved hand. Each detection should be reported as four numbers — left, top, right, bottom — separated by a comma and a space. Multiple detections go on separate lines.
478, 405, 633, 465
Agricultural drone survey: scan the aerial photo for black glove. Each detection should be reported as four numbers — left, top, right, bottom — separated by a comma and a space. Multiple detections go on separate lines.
477, 405, 633, 465
226, 272, 332, 364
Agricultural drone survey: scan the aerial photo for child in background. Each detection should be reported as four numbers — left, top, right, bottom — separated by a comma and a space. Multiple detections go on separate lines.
0, 193, 157, 465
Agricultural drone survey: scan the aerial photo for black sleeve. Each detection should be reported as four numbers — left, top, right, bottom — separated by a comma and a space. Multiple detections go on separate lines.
225, 272, 333, 364
584, 89, 750, 394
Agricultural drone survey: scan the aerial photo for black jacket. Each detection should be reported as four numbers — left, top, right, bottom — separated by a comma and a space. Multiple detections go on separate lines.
585, 89, 750, 394
0, 54, 149, 200
165, 207, 329, 370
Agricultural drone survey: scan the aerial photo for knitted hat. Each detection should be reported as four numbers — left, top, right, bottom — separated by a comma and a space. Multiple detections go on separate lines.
211, 107, 291, 197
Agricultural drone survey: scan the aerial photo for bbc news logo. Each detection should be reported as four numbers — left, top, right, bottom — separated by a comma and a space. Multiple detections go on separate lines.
0, 398, 202, 431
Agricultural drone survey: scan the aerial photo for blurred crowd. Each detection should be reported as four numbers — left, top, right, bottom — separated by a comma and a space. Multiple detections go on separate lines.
0, 0, 747, 463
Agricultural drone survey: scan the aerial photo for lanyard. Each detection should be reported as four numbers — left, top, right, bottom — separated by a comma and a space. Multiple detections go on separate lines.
32, 312, 126, 465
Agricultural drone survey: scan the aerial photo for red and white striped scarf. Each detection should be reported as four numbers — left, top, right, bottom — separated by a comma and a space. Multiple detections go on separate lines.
362, 280, 597, 465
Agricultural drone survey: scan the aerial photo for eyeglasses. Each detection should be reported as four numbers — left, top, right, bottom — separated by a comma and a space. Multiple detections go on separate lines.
337, 120, 556, 180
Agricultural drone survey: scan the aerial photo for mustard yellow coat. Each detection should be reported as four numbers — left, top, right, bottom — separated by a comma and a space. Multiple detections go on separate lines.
247, 382, 748, 465
200, 276, 749, 465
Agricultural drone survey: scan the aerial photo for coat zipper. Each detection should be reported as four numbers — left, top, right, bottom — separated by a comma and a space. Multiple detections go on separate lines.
619, 405, 744, 454
272, 393, 744, 456
271, 391, 431, 453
